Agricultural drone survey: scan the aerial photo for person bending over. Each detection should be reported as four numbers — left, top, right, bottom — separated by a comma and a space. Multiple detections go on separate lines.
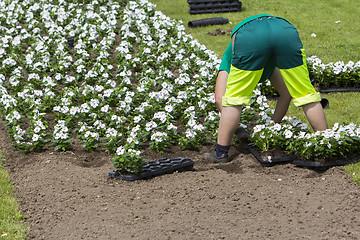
205, 14, 328, 163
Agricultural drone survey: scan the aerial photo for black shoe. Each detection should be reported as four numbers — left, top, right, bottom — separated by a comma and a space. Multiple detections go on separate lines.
321, 98, 329, 109
235, 127, 250, 141
204, 151, 229, 163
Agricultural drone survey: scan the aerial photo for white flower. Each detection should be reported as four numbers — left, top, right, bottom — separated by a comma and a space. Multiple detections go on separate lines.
13, 111, 21, 120
133, 116, 142, 123
101, 105, 109, 113
116, 146, 125, 155
70, 107, 79, 115
253, 125, 265, 134
103, 89, 113, 97
167, 123, 177, 131
273, 123, 281, 131
95, 85, 104, 92
60, 133, 68, 140
55, 133, 62, 140
84, 131, 91, 138
187, 119, 196, 127
34, 126, 41, 133
79, 126, 86, 133
61, 106, 69, 114
130, 131, 137, 138
193, 124, 204, 131
299, 123, 308, 130
177, 91, 187, 99
284, 130, 293, 139
32, 134, 40, 142
151, 132, 167, 142
185, 129, 196, 138
165, 105, 173, 112
80, 103, 90, 113
256, 96, 263, 104
125, 96, 132, 103
254, 89, 261, 95
334, 133, 341, 140
355, 128, 360, 136
90, 99, 99, 108
311, 33, 317, 38
322, 130, 332, 139
145, 122, 154, 131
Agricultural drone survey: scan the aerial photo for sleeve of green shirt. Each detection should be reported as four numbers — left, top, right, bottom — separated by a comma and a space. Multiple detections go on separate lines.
218, 42, 233, 74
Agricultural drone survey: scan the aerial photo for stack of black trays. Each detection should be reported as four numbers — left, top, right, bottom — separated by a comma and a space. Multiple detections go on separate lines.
188, 0, 242, 14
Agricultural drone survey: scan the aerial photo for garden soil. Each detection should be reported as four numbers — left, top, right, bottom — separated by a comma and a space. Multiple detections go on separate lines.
1, 120, 360, 240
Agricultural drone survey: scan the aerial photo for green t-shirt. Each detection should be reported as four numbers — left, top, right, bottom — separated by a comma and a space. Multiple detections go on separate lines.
218, 42, 233, 73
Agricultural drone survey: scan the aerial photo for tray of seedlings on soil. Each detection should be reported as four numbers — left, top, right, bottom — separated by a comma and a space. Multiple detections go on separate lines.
248, 143, 297, 167
109, 157, 194, 181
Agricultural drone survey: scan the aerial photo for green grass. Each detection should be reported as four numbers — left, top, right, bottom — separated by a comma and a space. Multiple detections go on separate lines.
0, 152, 28, 240
150, 0, 360, 183
150, 0, 360, 63
345, 163, 360, 185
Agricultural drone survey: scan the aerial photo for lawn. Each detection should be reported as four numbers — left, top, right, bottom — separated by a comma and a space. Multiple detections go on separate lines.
150, 0, 360, 63
0, 153, 28, 239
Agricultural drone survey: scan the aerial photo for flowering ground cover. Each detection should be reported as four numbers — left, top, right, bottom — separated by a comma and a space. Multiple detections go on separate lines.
0, 0, 224, 172
307, 56, 360, 89
249, 87, 360, 163
0, 0, 359, 173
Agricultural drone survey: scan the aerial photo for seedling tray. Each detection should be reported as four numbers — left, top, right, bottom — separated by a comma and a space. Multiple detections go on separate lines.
292, 155, 360, 170
248, 143, 296, 167
187, 0, 242, 14
108, 157, 194, 181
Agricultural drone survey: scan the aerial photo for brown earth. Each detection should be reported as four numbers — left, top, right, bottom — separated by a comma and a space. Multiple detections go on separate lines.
1, 120, 360, 240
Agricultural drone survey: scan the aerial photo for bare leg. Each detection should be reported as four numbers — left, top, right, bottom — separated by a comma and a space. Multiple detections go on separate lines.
302, 102, 328, 131
270, 68, 328, 131
269, 68, 292, 123
217, 105, 242, 146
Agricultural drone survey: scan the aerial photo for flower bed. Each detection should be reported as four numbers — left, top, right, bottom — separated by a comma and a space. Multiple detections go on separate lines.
249, 97, 360, 168
0, 0, 226, 173
307, 56, 360, 89
0, 0, 359, 173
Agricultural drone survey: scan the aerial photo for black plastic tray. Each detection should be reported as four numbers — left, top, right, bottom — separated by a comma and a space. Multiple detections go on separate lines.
248, 143, 296, 167
187, 0, 242, 14
189, 8, 241, 14
319, 87, 360, 93
292, 156, 360, 170
108, 157, 194, 181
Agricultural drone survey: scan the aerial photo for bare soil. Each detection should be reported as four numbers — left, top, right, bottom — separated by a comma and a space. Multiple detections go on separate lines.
1, 121, 360, 240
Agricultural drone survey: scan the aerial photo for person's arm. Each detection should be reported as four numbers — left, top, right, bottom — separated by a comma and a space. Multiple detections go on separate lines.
215, 42, 232, 112
215, 70, 228, 112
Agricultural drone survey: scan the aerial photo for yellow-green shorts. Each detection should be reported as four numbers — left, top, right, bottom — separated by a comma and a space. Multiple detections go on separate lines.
223, 17, 321, 107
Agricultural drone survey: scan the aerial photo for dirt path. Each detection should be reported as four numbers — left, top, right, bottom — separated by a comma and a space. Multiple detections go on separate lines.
1, 121, 360, 240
